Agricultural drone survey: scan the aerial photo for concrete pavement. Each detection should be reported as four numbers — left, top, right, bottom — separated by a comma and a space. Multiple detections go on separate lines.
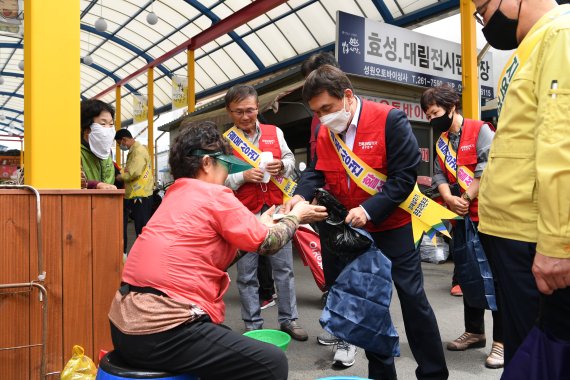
223, 255, 503, 380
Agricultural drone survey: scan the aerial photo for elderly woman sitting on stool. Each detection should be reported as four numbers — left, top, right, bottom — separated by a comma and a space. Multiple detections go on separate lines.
108, 121, 327, 380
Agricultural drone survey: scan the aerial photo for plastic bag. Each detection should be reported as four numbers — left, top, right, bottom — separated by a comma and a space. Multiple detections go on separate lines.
61, 345, 97, 380
314, 188, 371, 262
420, 234, 449, 264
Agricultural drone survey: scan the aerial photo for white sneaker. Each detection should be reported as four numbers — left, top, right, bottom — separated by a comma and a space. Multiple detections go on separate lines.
333, 341, 357, 368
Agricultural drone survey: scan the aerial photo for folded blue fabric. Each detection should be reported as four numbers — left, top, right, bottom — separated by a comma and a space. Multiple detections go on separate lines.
320, 229, 399, 357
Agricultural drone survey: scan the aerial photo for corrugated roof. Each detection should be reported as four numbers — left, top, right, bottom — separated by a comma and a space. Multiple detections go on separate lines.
0, 0, 460, 135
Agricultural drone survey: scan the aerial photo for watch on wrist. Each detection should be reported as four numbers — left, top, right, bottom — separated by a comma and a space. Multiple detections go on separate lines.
462, 192, 472, 202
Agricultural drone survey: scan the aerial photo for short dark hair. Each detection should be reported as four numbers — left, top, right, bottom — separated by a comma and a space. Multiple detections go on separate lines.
301, 51, 339, 78
224, 85, 258, 108
302, 65, 354, 103
81, 99, 115, 135
168, 121, 230, 180
114, 128, 132, 141
420, 85, 461, 113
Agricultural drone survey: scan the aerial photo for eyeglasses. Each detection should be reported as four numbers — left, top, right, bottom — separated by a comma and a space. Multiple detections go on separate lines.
229, 108, 258, 117
473, 0, 493, 25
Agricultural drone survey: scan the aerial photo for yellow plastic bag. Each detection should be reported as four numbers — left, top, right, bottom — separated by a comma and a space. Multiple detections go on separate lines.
61, 345, 97, 380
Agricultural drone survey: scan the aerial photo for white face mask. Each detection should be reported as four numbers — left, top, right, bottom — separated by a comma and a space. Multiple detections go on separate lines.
119, 144, 129, 151
88, 123, 115, 159
319, 96, 352, 134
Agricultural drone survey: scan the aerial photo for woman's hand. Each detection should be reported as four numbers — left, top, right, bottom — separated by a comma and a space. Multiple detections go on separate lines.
445, 195, 469, 215
260, 205, 277, 226
289, 201, 327, 224
96, 182, 117, 190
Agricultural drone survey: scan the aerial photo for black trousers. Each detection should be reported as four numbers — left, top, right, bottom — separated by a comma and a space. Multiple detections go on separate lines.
463, 298, 503, 341
257, 254, 275, 301
479, 233, 540, 365
110, 319, 287, 380
321, 222, 448, 380
123, 196, 153, 252
480, 233, 570, 365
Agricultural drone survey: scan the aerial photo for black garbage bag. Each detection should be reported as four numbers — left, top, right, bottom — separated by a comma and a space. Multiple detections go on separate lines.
314, 188, 372, 262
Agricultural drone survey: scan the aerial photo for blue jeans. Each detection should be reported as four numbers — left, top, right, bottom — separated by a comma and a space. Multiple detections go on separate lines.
236, 241, 298, 329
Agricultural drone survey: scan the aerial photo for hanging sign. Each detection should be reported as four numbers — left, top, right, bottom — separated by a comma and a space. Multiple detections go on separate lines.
171, 75, 188, 110
132, 94, 148, 123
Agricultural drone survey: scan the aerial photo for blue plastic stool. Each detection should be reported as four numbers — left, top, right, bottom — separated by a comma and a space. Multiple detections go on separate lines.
97, 351, 198, 380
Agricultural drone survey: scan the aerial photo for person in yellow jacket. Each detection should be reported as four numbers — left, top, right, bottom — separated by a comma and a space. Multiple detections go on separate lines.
472, 0, 570, 368
115, 129, 154, 254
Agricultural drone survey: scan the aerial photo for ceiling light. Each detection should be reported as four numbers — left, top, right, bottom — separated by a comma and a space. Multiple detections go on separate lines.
146, 11, 158, 25
95, 17, 107, 32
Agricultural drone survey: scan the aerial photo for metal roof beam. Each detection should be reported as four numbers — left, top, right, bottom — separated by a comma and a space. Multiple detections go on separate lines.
80, 0, 100, 19
81, 2, 224, 98
370, 0, 395, 22
392, 0, 459, 26
0, 91, 23, 99
87, 62, 138, 95
0, 71, 23, 78
94, 0, 289, 99
184, 0, 264, 70
81, 24, 170, 77
0, 107, 24, 115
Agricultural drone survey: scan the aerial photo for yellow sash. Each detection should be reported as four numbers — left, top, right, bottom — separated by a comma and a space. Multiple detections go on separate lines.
328, 131, 459, 246
223, 127, 297, 199
435, 134, 475, 191
128, 164, 153, 198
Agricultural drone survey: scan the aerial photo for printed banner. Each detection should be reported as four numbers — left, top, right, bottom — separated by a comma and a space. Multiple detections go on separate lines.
171, 75, 188, 110
328, 131, 459, 246
336, 11, 495, 100
132, 94, 148, 124
223, 127, 297, 198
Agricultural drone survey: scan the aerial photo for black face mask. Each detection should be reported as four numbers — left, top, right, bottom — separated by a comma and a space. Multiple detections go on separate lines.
430, 113, 453, 135
482, 4, 521, 50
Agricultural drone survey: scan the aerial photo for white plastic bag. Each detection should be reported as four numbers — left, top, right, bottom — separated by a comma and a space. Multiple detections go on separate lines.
420, 234, 449, 264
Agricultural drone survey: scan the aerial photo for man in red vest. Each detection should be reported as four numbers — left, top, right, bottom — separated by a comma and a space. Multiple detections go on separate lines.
224, 84, 308, 341
286, 65, 448, 380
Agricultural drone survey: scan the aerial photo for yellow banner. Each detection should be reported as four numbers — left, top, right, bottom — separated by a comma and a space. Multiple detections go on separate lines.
435, 134, 475, 191
171, 75, 188, 110
223, 127, 297, 199
328, 131, 459, 245
132, 94, 148, 124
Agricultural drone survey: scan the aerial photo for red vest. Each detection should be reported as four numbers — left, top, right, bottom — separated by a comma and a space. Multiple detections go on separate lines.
233, 124, 284, 213
436, 119, 486, 221
315, 100, 410, 232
